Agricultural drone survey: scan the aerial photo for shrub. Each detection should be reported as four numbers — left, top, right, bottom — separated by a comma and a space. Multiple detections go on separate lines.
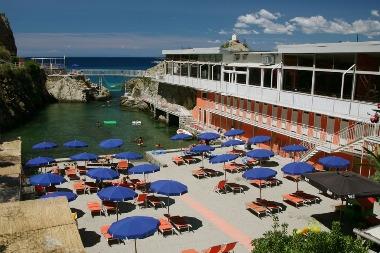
0, 46, 11, 62
252, 216, 369, 253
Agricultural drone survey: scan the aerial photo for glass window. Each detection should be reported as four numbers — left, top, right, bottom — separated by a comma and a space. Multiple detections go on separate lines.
173, 63, 180, 75
249, 68, 261, 86
234, 54, 240, 61
283, 70, 312, 94
247, 100, 251, 111
263, 69, 272, 88
180, 63, 188, 76
316, 54, 334, 69
166, 62, 173, 74
236, 74, 246, 84
297, 54, 314, 67
224, 73, 230, 83
190, 64, 198, 78
236, 67, 246, 72
334, 54, 355, 69
200, 65, 208, 79
213, 65, 221, 81
284, 54, 297, 66
272, 69, 278, 88
314, 71, 342, 98
242, 54, 248, 60
357, 53, 380, 71
354, 74, 380, 103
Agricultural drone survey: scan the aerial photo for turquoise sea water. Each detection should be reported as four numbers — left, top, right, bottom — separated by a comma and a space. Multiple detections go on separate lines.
2, 57, 180, 162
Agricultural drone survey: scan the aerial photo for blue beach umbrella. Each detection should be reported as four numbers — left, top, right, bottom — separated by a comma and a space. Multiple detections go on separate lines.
150, 180, 188, 214
30, 173, 65, 187
210, 154, 239, 180
108, 216, 159, 253
221, 139, 245, 147
32, 141, 58, 150
190, 144, 215, 167
248, 135, 271, 145
198, 132, 220, 141
26, 156, 55, 168
114, 152, 143, 161
246, 149, 274, 160
282, 162, 315, 191
243, 168, 277, 198
64, 139, 88, 148
128, 164, 160, 182
87, 168, 119, 181
98, 186, 138, 220
170, 133, 192, 141
282, 144, 308, 153
224, 129, 245, 137
99, 139, 124, 149
70, 152, 98, 161
318, 156, 350, 170
40, 191, 77, 202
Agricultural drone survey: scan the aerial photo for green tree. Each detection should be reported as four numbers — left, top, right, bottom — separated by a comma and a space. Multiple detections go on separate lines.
252, 217, 369, 253
364, 146, 380, 183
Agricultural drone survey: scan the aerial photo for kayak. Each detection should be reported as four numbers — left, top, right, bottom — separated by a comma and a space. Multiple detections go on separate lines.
104, 120, 117, 125
177, 129, 192, 136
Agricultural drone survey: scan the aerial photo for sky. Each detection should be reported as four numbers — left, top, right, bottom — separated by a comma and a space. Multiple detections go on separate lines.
1, 0, 380, 57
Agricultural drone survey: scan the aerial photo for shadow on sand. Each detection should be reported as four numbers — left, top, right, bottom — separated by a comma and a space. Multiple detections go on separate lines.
78, 228, 101, 247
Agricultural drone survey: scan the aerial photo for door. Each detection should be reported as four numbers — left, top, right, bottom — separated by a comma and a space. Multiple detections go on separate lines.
339, 119, 350, 145
281, 107, 287, 129
302, 112, 309, 135
314, 114, 321, 139
291, 109, 298, 132
326, 117, 335, 143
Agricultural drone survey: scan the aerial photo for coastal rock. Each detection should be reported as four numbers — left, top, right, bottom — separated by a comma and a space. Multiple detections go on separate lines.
46, 75, 92, 102
93, 85, 111, 101
120, 96, 149, 111
0, 13, 17, 55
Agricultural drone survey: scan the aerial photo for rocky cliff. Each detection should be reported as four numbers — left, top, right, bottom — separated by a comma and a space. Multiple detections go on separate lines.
0, 62, 53, 131
46, 75, 111, 102
0, 13, 17, 56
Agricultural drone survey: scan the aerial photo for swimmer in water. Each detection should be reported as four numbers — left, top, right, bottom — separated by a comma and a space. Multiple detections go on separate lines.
96, 121, 101, 128
136, 136, 144, 146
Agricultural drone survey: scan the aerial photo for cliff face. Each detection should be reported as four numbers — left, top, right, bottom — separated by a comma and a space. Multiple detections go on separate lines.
0, 62, 53, 131
0, 13, 17, 55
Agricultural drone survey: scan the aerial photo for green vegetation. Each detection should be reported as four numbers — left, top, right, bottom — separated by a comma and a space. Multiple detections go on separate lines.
252, 217, 369, 253
0, 46, 11, 62
365, 146, 380, 183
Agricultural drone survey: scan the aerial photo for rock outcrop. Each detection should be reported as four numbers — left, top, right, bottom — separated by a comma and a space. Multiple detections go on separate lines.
0, 13, 17, 56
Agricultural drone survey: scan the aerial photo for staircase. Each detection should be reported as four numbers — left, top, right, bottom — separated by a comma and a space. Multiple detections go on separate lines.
300, 122, 380, 162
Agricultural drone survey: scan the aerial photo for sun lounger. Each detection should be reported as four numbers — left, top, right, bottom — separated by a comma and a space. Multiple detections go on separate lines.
45, 185, 57, 193
102, 201, 117, 215
294, 191, 321, 204
135, 193, 148, 208
228, 149, 246, 156
224, 162, 246, 173
117, 181, 136, 190
214, 180, 226, 194
158, 218, 175, 236
267, 178, 281, 187
284, 174, 301, 182
100, 225, 122, 245
65, 168, 79, 180
182, 249, 199, 253
183, 156, 197, 164
172, 156, 185, 166
192, 168, 207, 179
256, 199, 282, 214
130, 179, 148, 190
85, 181, 98, 193
245, 202, 270, 218
249, 179, 270, 188
282, 194, 305, 207
87, 201, 103, 217
147, 195, 165, 208
220, 241, 238, 253
225, 182, 244, 194
168, 215, 192, 233
77, 165, 87, 175
73, 181, 86, 194
202, 245, 222, 253
117, 160, 129, 171
202, 168, 219, 177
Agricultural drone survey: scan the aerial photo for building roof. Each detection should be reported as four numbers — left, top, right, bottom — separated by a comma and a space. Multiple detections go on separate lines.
277, 41, 380, 54
162, 47, 221, 55
0, 198, 85, 253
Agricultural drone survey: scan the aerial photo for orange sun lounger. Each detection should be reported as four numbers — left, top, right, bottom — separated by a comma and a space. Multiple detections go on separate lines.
73, 181, 86, 194
282, 194, 305, 207
245, 202, 270, 218
87, 201, 103, 217
168, 215, 192, 233
158, 218, 175, 236
100, 225, 122, 245
202, 245, 222, 253
172, 156, 185, 166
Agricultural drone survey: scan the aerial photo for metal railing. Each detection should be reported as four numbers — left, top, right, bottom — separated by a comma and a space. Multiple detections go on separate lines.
73, 69, 150, 77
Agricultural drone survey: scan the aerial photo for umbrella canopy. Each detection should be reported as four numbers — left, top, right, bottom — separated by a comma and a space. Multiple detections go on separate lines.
99, 138, 124, 149
40, 191, 78, 202
170, 133, 192, 141
246, 149, 274, 160
128, 164, 160, 175
224, 129, 245, 137
248, 135, 271, 144
30, 173, 65, 187
32, 141, 58, 150
98, 186, 137, 201
109, 216, 159, 253
26, 156, 55, 167
114, 152, 143, 160
63, 139, 88, 148
318, 156, 350, 169
282, 162, 314, 175
221, 139, 245, 147
150, 180, 188, 214
190, 144, 215, 153
198, 132, 220, 141
303, 171, 380, 198
87, 168, 119, 181
209, 154, 239, 164
70, 152, 98, 161
243, 168, 277, 198
282, 144, 308, 153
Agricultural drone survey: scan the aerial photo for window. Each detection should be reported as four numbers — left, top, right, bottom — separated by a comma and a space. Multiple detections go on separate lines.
314, 71, 342, 98
316, 54, 334, 69
190, 64, 198, 78
180, 63, 188, 76
297, 54, 314, 67
236, 74, 246, 84
173, 63, 180, 75
200, 65, 208, 79
249, 68, 261, 86
357, 53, 380, 71
202, 92, 208, 99
284, 55, 297, 66
263, 69, 272, 88
166, 62, 173, 75
233, 97, 238, 108
354, 74, 380, 103
242, 54, 248, 60
283, 70, 312, 94
234, 54, 240, 61
224, 73, 230, 83
212, 65, 221, 81
334, 54, 355, 69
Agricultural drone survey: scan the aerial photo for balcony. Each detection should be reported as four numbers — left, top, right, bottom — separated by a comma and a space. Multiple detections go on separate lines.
158, 74, 375, 122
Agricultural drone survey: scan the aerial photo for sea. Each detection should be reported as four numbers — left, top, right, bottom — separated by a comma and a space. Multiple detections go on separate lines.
2, 57, 182, 162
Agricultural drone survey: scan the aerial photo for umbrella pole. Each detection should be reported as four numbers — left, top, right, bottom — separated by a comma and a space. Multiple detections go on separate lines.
259, 181, 262, 199
167, 195, 170, 215
296, 181, 299, 192
224, 162, 226, 181
202, 153, 204, 168
116, 202, 119, 221
135, 239, 137, 253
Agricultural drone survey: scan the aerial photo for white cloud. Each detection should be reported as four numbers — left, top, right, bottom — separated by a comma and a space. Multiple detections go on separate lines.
218, 29, 228, 35
207, 39, 221, 44
232, 9, 380, 37
235, 9, 294, 35
371, 10, 380, 17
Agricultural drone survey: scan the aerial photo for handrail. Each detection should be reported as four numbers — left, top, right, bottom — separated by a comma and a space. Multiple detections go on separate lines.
340, 64, 356, 99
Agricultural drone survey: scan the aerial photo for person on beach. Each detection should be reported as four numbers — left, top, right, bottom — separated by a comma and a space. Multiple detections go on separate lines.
136, 136, 144, 146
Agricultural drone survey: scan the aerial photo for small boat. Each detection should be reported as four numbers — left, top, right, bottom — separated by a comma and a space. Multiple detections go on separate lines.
177, 129, 192, 136
132, 121, 142, 126
104, 120, 117, 125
